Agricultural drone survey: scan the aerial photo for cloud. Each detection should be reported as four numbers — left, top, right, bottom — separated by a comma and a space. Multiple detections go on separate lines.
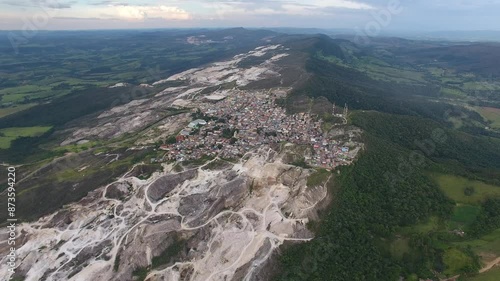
53, 16, 109, 20
2, 0, 76, 9
304, 0, 374, 10
204, 0, 373, 19
98, 5, 191, 21
46, 2, 73, 9
88, 0, 130, 6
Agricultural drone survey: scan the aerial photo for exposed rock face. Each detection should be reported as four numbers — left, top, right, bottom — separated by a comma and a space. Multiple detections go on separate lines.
0, 44, 353, 281
105, 182, 131, 200
147, 169, 198, 202
60, 44, 290, 146
0, 145, 331, 281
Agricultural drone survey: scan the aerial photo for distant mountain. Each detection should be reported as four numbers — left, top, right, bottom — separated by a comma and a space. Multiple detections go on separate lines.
412, 30, 500, 42
328, 29, 500, 42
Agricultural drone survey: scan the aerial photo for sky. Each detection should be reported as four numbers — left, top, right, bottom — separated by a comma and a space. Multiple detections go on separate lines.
1, 0, 500, 31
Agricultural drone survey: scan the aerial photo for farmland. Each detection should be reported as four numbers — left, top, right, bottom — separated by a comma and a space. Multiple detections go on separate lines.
433, 173, 500, 204
476, 106, 500, 128
0, 103, 35, 118
457, 229, 500, 257
0, 126, 52, 149
0, 28, 276, 119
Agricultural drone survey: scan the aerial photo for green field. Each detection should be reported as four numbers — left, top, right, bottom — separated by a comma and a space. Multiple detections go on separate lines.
428, 67, 446, 77
443, 247, 475, 276
0, 104, 36, 118
456, 229, 500, 256
441, 87, 466, 97
359, 61, 426, 84
0, 126, 52, 149
0, 93, 29, 103
401, 216, 441, 234
475, 107, 500, 128
448, 204, 481, 229
0, 85, 42, 95
433, 174, 500, 204
316, 51, 350, 67
464, 81, 500, 92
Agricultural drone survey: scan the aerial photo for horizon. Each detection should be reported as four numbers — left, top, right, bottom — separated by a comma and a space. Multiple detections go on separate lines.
2, 26, 500, 32
1, 0, 500, 32
3, 26, 500, 44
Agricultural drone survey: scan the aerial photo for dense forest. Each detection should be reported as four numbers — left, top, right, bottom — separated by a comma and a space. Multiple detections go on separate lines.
274, 36, 500, 280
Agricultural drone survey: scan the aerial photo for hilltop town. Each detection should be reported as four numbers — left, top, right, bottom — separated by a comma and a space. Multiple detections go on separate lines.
161, 88, 360, 170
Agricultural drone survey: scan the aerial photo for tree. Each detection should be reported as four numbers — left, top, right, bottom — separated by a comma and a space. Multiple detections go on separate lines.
165, 135, 177, 144
464, 186, 475, 196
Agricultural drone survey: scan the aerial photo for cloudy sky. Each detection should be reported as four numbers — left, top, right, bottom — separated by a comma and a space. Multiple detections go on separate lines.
0, 0, 499, 30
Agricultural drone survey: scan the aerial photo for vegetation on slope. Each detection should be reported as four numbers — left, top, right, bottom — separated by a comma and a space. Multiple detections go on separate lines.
274, 35, 500, 280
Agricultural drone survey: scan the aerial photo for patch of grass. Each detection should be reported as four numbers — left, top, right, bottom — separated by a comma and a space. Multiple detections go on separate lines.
448, 204, 481, 229
172, 163, 183, 172
400, 216, 442, 235
306, 168, 331, 187
441, 76, 464, 84
316, 51, 349, 67
290, 158, 311, 169
0, 126, 52, 137
152, 237, 186, 268
433, 174, 500, 204
183, 155, 215, 166
0, 136, 15, 149
1, 93, 28, 103
203, 159, 231, 171
441, 87, 466, 97
51, 169, 86, 182
0, 126, 52, 149
356, 58, 426, 84
219, 157, 238, 163
464, 81, 500, 92
0, 104, 36, 118
456, 228, 500, 256
132, 267, 149, 281
475, 107, 500, 128
389, 238, 410, 259
53, 141, 101, 154
443, 247, 475, 276
0, 85, 53, 104
428, 67, 446, 77
0, 85, 42, 95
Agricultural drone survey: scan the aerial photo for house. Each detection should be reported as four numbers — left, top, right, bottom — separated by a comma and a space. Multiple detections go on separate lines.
188, 119, 207, 128
180, 129, 192, 136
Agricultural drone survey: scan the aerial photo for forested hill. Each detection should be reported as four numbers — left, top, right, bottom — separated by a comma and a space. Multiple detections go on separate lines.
274, 35, 500, 280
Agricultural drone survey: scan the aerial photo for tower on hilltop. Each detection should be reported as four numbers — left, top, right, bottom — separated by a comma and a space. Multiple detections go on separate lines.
332, 102, 336, 115
344, 103, 348, 116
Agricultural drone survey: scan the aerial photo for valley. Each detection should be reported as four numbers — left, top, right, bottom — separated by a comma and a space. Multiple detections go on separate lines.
0, 29, 499, 281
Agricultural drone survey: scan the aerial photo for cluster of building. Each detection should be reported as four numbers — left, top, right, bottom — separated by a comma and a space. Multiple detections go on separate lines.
161, 90, 356, 169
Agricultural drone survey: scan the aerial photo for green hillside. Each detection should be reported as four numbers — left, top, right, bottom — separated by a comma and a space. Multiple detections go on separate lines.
274, 35, 500, 281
